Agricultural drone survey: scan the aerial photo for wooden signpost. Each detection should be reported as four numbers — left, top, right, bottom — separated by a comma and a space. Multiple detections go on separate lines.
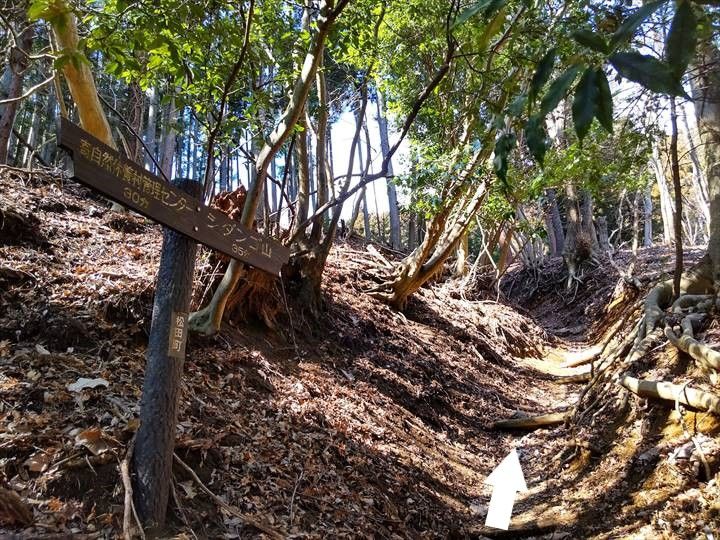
57, 119, 289, 531
57, 117, 289, 275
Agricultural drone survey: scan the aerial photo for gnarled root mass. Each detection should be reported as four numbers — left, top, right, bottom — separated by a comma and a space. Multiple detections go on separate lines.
569, 253, 720, 435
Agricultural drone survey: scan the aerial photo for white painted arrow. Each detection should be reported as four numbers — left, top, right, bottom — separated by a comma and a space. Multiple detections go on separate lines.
484, 448, 527, 530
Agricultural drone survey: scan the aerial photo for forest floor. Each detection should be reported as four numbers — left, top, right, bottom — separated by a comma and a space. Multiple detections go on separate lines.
1, 165, 719, 539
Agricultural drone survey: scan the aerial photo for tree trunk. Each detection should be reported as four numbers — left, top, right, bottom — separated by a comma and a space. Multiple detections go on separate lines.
362, 194, 371, 242
291, 115, 310, 238
159, 95, 177, 180
543, 200, 558, 256
21, 96, 41, 167
376, 90, 401, 250
372, 147, 489, 309
0, 22, 32, 164
405, 212, 416, 251
128, 82, 145, 164
456, 231, 469, 276
681, 102, 710, 238
189, 0, 347, 334
670, 97, 684, 299
651, 146, 674, 245
631, 190, 641, 254
597, 215, 609, 251
691, 40, 720, 289
580, 190, 599, 250
547, 188, 564, 254
563, 182, 583, 286
51, 8, 115, 149
643, 186, 653, 247
144, 86, 158, 172
220, 149, 229, 191
41, 90, 57, 164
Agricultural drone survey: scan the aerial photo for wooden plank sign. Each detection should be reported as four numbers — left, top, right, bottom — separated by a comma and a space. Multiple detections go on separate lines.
57, 118, 289, 275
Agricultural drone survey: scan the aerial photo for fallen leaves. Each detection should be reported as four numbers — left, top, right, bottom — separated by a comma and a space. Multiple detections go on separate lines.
0, 488, 33, 527
74, 428, 115, 456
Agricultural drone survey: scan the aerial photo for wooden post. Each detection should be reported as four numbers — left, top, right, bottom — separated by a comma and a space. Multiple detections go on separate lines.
133, 178, 201, 530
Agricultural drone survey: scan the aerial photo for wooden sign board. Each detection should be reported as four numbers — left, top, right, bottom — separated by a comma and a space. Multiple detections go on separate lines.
57, 118, 289, 275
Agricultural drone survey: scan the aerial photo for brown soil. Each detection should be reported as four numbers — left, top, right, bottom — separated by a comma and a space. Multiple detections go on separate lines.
0, 165, 718, 538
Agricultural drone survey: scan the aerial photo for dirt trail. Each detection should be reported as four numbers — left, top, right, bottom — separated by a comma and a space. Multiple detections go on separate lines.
1, 166, 718, 538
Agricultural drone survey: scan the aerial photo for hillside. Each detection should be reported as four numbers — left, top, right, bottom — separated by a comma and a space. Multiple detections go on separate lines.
1, 165, 719, 538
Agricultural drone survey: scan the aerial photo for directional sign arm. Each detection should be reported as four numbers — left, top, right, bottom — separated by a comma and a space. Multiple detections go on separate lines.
57, 118, 290, 275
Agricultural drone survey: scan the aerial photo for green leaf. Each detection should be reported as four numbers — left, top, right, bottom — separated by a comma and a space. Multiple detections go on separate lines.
453, 0, 507, 28
572, 29, 609, 53
610, 0, 667, 50
28, 0, 50, 21
508, 94, 527, 116
493, 132, 516, 185
572, 68, 598, 141
529, 48, 556, 103
609, 52, 688, 97
595, 68, 613, 133
666, 0, 697, 78
525, 116, 549, 165
452, 0, 494, 28
539, 65, 582, 117
482, 0, 507, 17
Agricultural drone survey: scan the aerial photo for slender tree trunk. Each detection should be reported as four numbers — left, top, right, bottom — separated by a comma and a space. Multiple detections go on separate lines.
597, 216, 610, 251
681, 102, 710, 238
651, 146, 675, 245
543, 201, 558, 256
547, 188, 564, 254
643, 186, 653, 247
456, 231, 469, 276
159, 95, 177, 180
563, 182, 582, 286
376, 90, 401, 250
580, 190, 599, 250
0, 22, 32, 164
309, 56, 330, 242
51, 9, 114, 148
291, 116, 310, 237
670, 97, 684, 299
362, 194, 371, 241
41, 90, 57, 164
21, 96, 40, 167
347, 188, 364, 238
144, 86, 158, 172
220, 149, 229, 191
128, 82, 145, 164
497, 224, 515, 276
631, 190, 641, 254
408, 212, 418, 251
189, 0, 348, 334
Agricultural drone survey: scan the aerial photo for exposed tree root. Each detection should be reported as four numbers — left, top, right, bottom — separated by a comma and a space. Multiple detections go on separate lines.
665, 325, 720, 372
560, 344, 602, 368
225, 268, 281, 329
619, 375, 720, 415
639, 255, 714, 341
474, 520, 558, 538
555, 373, 591, 384
493, 411, 569, 430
